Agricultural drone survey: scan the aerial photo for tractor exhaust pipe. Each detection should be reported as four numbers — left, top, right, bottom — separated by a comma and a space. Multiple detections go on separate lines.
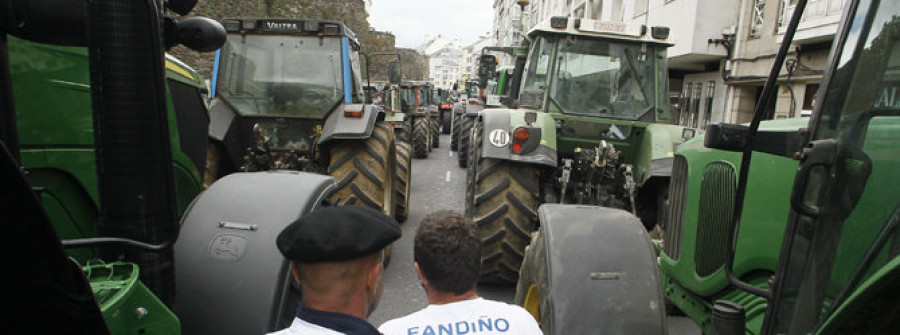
87, 0, 178, 305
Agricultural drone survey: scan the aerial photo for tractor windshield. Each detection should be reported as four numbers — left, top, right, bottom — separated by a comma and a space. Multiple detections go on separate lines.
521, 35, 666, 120
216, 34, 344, 118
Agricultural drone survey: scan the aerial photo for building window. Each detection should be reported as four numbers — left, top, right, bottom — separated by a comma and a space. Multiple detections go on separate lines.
702, 81, 715, 128
750, 0, 765, 39
679, 83, 691, 126
634, 0, 648, 16
802, 83, 819, 112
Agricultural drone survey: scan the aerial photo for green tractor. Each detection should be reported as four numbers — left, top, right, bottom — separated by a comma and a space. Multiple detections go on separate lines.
365, 60, 413, 223
2, 0, 225, 333
455, 47, 528, 166
657, 0, 900, 333
450, 78, 485, 153
514, 0, 900, 333
399, 80, 439, 158
206, 18, 401, 221
4, 1, 389, 334
465, 16, 686, 284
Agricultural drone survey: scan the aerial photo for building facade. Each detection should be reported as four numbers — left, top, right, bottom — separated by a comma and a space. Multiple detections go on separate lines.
419, 35, 464, 89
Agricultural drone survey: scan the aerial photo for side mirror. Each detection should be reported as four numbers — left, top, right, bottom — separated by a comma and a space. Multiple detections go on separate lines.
167, 17, 227, 52
389, 61, 402, 84
704, 123, 751, 152
705, 123, 805, 158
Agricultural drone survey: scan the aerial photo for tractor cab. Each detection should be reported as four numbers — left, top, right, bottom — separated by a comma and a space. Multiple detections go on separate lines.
518, 17, 672, 122
214, 18, 364, 118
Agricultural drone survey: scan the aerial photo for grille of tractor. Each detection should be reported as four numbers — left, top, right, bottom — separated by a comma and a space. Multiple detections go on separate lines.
694, 162, 736, 277
663, 155, 687, 261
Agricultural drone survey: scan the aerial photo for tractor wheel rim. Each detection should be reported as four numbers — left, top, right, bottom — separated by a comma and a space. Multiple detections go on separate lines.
524, 283, 541, 326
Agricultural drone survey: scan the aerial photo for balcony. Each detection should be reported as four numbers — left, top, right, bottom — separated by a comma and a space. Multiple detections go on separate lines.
778, 0, 846, 44
635, 0, 740, 71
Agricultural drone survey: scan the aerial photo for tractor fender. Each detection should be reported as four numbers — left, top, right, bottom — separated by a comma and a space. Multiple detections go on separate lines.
452, 101, 466, 115
519, 204, 667, 334
637, 123, 687, 182
480, 109, 557, 167
207, 99, 245, 170
174, 171, 336, 335
464, 98, 484, 116
208, 99, 235, 142
318, 104, 382, 144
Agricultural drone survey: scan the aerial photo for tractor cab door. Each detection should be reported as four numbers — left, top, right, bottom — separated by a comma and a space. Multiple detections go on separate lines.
764, 1, 900, 333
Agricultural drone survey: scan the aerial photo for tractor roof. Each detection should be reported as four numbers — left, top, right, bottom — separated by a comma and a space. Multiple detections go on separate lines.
528, 16, 673, 46
221, 18, 359, 47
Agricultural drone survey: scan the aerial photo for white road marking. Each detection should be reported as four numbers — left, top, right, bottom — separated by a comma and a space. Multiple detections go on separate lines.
445, 171, 451, 182
449, 151, 453, 157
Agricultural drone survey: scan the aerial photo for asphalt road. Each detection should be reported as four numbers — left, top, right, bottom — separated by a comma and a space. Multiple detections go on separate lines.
368, 134, 699, 334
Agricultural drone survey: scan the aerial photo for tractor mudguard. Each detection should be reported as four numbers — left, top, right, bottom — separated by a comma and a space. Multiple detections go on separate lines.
384, 111, 405, 123
464, 99, 484, 116
318, 104, 382, 144
452, 101, 466, 115
174, 171, 335, 335
636, 123, 688, 181
480, 109, 557, 167
518, 204, 666, 334
208, 99, 235, 142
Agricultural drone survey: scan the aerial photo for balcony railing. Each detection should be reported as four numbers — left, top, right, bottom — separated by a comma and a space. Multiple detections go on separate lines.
778, 0, 846, 35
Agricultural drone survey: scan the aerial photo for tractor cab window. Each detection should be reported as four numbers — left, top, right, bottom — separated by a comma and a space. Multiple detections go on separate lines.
350, 47, 365, 103
520, 36, 553, 108
217, 35, 344, 118
769, 1, 900, 333
549, 38, 656, 120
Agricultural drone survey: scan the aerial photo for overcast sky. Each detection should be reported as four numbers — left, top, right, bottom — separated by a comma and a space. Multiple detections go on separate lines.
368, 0, 494, 48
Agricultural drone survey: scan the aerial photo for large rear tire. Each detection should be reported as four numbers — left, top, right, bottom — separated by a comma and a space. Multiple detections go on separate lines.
464, 120, 482, 217
457, 116, 473, 167
472, 158, 540, 285
394, 120, 411, 144
412, 117, 429, 159
429, 115, 440, 148
394, 141, 412, 223
441, 111, 451, 134
451, 112, 460, 151
327, 121, 396, 217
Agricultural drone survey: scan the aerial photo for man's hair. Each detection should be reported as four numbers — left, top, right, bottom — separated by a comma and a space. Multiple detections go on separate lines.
414, 210, 481, 295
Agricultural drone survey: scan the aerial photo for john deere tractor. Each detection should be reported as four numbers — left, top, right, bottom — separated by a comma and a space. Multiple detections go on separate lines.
465, 16, 686, 284
3, 1, 398, 334
206, 18, 398, 219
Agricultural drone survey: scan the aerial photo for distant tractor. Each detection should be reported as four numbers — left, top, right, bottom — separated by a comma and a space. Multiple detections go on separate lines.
207, 18, 398, 220
466, 16, 686, 284
399, 80, 438, 158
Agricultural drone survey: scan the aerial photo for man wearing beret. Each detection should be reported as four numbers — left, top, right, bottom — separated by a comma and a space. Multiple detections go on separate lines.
378, 210, 541, 335
269, 205, 401, 335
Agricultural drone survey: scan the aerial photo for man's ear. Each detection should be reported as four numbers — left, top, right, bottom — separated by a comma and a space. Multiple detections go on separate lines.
414, 262, 427, 286
367, 258, 382, 290
290, 262, 301, 283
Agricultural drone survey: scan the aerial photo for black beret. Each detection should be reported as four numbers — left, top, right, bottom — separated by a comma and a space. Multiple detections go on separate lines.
276, 205, 401, 263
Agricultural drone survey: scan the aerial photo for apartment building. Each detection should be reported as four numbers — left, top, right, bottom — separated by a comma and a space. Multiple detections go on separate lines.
419, 35, 463, 90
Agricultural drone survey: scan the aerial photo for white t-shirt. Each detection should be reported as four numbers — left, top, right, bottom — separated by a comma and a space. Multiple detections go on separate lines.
378, 298, 542, 335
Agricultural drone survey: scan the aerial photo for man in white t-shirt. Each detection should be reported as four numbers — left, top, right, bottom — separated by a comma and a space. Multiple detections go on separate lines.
379, 211, 542, 335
